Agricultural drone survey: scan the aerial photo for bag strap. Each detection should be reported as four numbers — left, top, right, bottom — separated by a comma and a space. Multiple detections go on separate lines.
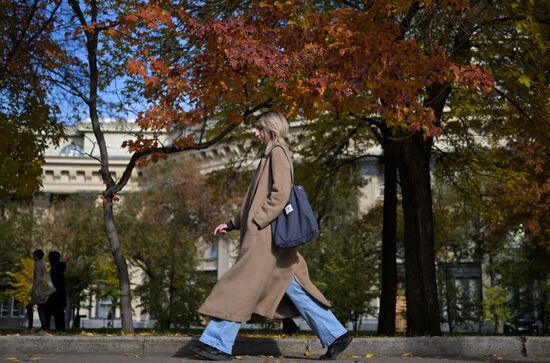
271, 145, 294, 184
248, 145, 294, 209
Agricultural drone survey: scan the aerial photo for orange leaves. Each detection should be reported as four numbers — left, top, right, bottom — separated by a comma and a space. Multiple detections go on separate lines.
150, 151, 168, 163
127, 59, 148, 78
452, 63, 495, 92
134, 151, 169, 167
122, 0, 488, 142
172, 135, 197, 150
440, 0, 470, 12
126, 3, 174, 30
121, 135, 156, 153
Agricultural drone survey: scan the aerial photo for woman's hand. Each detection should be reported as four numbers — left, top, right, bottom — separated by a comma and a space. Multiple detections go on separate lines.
214, 223, 229, 235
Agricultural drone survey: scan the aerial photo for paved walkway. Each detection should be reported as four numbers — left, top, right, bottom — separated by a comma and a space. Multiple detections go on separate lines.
2, 354, 549, 363
1, 336, 549, 362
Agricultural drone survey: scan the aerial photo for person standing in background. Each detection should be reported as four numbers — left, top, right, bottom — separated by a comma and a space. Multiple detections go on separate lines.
26, 249, 48, 332
45, 251, 67, 332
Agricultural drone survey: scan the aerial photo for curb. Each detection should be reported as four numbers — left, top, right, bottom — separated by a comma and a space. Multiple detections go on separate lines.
0, 336, 549, 359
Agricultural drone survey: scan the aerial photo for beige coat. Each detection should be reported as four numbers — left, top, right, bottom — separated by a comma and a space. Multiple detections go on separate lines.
198, 142, 330, 323
29, 260, 47, 304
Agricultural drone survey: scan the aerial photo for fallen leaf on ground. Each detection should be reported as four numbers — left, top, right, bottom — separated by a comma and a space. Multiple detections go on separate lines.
5, 358, 20, 362
401, 353, 413, 358
24, 355, 61, 361
365, 353, 375, 358
304, 345, 311, 358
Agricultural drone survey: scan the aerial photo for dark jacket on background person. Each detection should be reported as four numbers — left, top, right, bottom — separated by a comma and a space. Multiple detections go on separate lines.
45, 253, 67, 331
48, 261, 67, 308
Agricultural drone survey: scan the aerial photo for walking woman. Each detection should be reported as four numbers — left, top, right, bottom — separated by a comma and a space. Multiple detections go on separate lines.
192, 111, 352, 361
27, 249, 48, 332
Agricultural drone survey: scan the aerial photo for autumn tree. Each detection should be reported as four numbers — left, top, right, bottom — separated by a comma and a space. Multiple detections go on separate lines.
2, 258, 35, 310
496, 236, 550, 334
432, 0, 549, 332
118, 157, 223, 328
0, 0, 65, 198
28, 0, 274, 333
0, 202, 35, 282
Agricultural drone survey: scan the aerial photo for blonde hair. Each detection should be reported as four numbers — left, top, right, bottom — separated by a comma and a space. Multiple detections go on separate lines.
256, 110, 289, 144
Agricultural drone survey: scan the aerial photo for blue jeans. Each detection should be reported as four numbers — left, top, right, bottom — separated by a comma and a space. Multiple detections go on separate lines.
199, 276, 347, 354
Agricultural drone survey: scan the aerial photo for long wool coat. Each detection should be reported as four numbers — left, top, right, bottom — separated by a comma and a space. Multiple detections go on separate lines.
198, 142, 330, 323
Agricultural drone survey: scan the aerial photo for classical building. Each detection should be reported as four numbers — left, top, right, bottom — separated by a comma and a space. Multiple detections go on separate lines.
1, 120, 385, 329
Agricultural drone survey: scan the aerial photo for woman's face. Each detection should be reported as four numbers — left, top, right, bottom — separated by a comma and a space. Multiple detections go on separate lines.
255, 124, 269, 145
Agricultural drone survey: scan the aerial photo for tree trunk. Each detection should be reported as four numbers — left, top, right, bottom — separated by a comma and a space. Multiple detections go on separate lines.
445, 270, 454, 334
396, 132, 441, 336
543, 291, 549, 334
377, 136, 398, 335
69, 0, 135, 333
103, 198, 134, 332
167, 259, 176, 329
495, 318, 504, 334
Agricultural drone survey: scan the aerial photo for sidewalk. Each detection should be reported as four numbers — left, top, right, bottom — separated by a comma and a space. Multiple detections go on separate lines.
3, 354, 550, 363
1, 336, 549, 360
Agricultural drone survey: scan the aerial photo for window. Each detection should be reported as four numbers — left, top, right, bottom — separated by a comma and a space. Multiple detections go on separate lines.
96, 299, 112, 319
76, 171, 86, 182
204, 242, 218, 261
377, 182, 385, 198
60, 144, 84, 157
0, 300, 8, 317
12, 299, 23, 317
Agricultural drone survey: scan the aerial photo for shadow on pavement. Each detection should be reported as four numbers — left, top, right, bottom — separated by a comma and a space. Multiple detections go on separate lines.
173, 337, 283, 359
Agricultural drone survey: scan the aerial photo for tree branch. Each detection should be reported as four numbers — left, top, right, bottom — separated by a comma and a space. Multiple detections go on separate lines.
450, 0, 490, 59
0, 0, 40, 78
105, 100, 272, 196
471, 16, 515, 33
68, 0, 88, 29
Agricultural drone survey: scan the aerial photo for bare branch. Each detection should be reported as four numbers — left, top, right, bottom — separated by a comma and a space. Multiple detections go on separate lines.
69, 142, 102, 163
25, 0, 63, 46
198, 113, 208, 145
68, 0, 88, 28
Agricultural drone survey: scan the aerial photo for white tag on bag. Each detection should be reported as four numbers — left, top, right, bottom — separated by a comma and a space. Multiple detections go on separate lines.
285, 204, 294, 215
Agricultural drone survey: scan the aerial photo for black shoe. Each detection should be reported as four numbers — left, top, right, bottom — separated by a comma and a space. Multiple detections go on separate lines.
282, 318, 300, 335
191, 342, 232, 361
319, 332, 353, 360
